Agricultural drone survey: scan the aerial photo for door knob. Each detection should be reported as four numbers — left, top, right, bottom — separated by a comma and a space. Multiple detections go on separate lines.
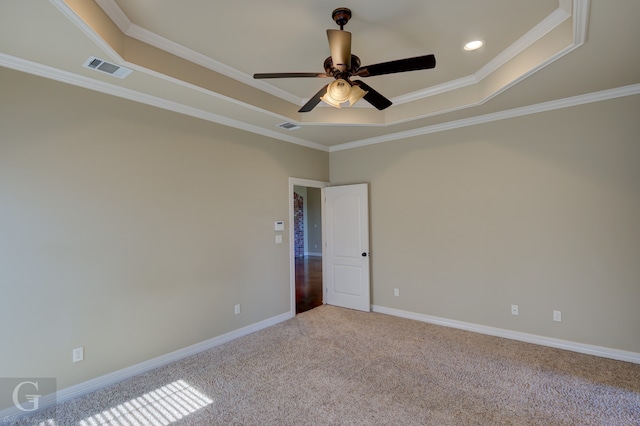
362, 252, 368, 257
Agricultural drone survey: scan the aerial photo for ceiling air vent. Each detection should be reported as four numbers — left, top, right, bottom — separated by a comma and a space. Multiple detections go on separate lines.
82, 56, 132, 79
277, 122, 301, 130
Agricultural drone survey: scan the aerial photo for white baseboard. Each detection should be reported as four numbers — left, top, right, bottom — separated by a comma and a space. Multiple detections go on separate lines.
0, 310, 294, 422
5, 305, 637, 421
372, 305, 640, 364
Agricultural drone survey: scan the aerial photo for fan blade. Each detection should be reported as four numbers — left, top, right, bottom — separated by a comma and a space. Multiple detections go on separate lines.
327, 29, 351, 71
299, 84, 329, 113
352, 81, 392, 110
355, 54, 436, 77
254, 72, 328, 79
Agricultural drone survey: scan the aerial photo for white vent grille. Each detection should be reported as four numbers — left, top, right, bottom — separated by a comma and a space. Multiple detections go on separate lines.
83, 57, 132, 79
277, 122, 301, 130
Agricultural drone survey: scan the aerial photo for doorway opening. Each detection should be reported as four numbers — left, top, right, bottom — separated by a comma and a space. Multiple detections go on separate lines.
289, 178, 329, 315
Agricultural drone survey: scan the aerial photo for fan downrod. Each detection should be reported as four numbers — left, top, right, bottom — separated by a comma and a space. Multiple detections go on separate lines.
332, 7, 351, 30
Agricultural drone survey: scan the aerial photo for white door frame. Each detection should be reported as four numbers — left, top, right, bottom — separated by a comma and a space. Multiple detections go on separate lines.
288, 177, 329, 315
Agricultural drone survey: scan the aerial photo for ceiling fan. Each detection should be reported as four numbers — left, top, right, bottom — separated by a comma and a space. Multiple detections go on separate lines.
253, 7, 436, 113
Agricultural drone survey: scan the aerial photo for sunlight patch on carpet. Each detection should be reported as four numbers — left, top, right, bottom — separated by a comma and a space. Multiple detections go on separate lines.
77, 380, 213, 425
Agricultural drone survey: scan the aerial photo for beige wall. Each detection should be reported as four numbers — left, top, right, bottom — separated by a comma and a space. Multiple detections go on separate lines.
0, 67, 328, 400
2, 64, 639, 410
331, 94, 640, 353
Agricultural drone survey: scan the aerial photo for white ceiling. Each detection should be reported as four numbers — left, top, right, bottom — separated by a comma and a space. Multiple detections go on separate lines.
1, 0, 639, 151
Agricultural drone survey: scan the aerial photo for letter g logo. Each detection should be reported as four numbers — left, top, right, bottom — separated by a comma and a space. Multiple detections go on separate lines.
12, 381, 41, 412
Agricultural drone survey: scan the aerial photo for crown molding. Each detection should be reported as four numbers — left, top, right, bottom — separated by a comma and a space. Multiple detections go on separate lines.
0, 53, 329, 152
394, 4, 573, 105
125, 23, 303, 106
94, 0, 132, 33
94, 0, 587, 111
94, 0, 302, 106
49, 0, 123, 63
573, 0, 591, 44
56, 0, 594, 132
330, 84, 640, 152
3, 51, 637, 154
9, 1, 628, 154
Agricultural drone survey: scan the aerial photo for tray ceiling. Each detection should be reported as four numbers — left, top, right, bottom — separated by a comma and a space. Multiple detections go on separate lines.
1, 0, 639, 150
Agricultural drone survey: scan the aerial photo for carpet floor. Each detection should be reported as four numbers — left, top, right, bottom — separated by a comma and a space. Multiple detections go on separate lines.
12, 305, 640, 425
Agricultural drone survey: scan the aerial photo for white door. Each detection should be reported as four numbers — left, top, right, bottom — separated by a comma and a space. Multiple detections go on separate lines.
323, 184, 370, 312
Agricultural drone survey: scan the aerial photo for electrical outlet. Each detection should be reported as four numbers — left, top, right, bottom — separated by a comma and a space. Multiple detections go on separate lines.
234, 304, 241, 315
553, 310, 562, 322
394, 288, 399, 297
72, 347, 84, 363
511, 305, 519, 316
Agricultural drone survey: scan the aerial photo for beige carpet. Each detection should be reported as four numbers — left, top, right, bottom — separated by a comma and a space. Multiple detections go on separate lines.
13, 305, 640, 425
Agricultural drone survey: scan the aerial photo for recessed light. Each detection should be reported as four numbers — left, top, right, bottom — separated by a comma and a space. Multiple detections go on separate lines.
463, 40, 484, 51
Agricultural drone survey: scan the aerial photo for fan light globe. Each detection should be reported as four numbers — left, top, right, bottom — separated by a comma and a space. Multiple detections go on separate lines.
321, 79, 367, 108
348, 84, 367, 106
321, 79, 350, 108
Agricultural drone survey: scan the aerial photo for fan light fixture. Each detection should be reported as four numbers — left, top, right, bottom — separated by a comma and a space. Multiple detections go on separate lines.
321, 79, 367, 108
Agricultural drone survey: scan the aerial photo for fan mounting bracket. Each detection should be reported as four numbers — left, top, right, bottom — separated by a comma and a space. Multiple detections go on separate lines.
332, 8, 352, 29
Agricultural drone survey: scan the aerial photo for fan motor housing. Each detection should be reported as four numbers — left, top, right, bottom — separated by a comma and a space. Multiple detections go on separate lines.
324, 54, 361, 78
